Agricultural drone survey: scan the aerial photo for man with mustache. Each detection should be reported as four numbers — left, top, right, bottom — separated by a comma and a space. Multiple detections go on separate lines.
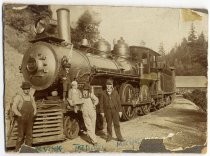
100, 79, 125, 142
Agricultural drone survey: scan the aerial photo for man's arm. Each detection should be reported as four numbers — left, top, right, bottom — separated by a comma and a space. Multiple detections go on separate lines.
67, 90, 73, 106
31, 96, 37, 115
12, 95, 22, 116
99, 93, 104, 114
90, 93, 99, 106
116, 91, 123, 112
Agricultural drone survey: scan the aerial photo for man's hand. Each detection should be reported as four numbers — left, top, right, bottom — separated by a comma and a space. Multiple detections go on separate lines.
17, 112, 22, 117
100, 113, 104, 117
119, 112, 122, 118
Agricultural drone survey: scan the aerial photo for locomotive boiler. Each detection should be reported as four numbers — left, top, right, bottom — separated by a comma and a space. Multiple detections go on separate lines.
6, 8, 176, 147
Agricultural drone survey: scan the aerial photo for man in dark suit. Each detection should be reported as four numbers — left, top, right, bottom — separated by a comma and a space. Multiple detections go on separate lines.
100, 79, 125, 142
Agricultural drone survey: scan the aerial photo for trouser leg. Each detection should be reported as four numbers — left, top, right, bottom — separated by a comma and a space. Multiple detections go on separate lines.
78, 111, 86, 131
112, 109, 123, 139
15, 117, 25, 151
83, 112, 97, 143
90, 112, 97, 142
96, 113, 104, 131
25, 115, 34, 146
105, 110, 112, 139
63, 91, 67, 100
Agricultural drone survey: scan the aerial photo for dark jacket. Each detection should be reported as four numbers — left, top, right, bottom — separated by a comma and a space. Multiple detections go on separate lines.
99, 90, 122, 113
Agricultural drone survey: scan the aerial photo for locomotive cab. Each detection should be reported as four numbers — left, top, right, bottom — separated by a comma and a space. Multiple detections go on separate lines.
130, 46, 160, 76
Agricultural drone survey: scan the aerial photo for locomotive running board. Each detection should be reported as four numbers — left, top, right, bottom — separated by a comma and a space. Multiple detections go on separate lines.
94, 70, 140, 79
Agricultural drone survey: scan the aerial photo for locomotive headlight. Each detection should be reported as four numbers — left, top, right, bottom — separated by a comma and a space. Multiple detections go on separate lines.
34, 16, 50, 34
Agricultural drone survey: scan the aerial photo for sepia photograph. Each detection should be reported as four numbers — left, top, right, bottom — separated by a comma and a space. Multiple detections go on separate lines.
3, 3, 208, 153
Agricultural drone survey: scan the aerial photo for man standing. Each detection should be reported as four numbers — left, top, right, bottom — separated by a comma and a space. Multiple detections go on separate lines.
61, 63, 71, 101
100, 79, 125, 142
81, 83, 99, 145
12, 82, 37, 152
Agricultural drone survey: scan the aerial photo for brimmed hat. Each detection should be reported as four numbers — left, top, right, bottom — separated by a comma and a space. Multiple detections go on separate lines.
21, 82, 31, 89
83, 83, 90, 91
64, 63, 71, 68
106, 79, 113, 85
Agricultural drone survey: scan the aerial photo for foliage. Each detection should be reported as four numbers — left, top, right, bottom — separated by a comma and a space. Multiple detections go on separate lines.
3, 4, 52, 53
166, 23, 207, 76
158, 42, 166, 57
4, 4, 51, 33
71, 10, 101, 47
183, 89, 207, 112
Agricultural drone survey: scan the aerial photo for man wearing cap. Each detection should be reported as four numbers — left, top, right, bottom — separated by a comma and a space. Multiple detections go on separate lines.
12, 82, 37, 152
61, 63, 71, 101
81, 83, 99, 145
100, 79, 125, 142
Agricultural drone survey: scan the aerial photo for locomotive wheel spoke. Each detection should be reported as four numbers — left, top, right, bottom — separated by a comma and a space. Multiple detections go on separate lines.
151, 99, 158, 111
141, 105, 150, 115
64, 116, 79, 139
127, 107, 131, 116
122, 106, 136, 121
165, 96, 171, 105
120, 83, 138, 121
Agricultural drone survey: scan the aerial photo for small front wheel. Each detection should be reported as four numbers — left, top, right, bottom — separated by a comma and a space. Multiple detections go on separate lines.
64, 116, 79, 139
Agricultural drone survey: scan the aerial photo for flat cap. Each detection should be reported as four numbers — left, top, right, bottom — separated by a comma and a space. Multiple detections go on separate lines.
64, 63, 71, 68
106, 79, 113, 85
83, 83, 91, 91
21, 82, 31, 89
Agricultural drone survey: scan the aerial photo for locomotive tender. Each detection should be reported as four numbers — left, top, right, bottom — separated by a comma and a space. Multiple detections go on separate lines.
7, 8, 175, 147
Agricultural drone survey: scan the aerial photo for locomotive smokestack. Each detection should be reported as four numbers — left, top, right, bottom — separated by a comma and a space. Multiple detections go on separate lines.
56, 8, 71, 43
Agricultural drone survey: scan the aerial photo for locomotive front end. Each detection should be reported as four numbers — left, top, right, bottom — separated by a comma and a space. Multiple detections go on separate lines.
20, 8, 72, 91
21, 42, 59, 90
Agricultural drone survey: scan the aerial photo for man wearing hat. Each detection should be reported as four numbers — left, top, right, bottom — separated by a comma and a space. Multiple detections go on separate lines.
100, 79, 125, 142
12, 82, 37, 152
81, 83, 99, 145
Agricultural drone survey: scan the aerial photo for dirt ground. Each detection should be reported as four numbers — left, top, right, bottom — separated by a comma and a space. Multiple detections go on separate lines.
32, 96, 207, 153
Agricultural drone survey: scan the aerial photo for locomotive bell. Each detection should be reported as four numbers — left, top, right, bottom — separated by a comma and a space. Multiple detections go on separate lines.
113, 37, 130, 58
94, 39, 111, 57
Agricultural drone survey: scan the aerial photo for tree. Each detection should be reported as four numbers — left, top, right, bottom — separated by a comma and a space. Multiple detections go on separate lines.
71, 10, 101, 47
4, 4, 52, 33
4, 4, 52, 53
166, 24, 207, 76
188, 23, 197, 43
158, 42, 166, 57
191, 32, 208, 74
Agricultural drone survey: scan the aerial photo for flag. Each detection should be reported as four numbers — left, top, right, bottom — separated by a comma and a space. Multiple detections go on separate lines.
181, 9, 202, 22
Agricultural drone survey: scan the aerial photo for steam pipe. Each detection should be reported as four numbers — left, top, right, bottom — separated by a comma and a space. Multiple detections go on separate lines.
56, 8, 71, 43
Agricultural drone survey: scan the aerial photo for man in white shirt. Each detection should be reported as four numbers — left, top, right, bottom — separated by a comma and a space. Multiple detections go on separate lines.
12, 82, 37, 152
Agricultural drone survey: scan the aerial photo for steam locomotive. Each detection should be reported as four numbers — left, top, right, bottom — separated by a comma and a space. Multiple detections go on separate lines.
6, 8, 175, 147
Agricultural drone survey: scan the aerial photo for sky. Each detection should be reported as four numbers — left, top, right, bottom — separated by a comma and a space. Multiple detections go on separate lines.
51, 5, 208, 53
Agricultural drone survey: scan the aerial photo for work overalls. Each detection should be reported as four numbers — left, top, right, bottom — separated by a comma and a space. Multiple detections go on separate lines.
82, 97, 97, 143
15, 96, 34, 151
